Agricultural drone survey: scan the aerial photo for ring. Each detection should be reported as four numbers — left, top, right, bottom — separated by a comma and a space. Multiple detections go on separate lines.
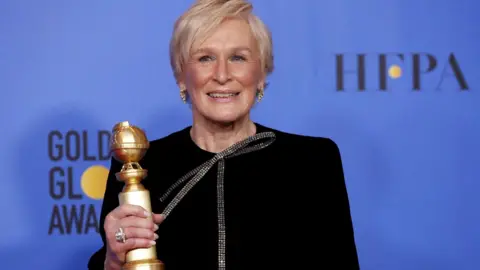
115, 227, 126, 243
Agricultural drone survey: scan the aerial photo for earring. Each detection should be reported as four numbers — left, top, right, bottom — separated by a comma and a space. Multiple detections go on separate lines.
256, 87, 264, 102
180, 88, 187, 103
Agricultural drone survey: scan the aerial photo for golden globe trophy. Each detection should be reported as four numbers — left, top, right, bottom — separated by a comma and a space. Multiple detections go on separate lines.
110, 121, 164, 270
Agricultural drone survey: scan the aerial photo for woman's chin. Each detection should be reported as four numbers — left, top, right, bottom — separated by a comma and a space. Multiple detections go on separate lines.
205, 113, 248, 125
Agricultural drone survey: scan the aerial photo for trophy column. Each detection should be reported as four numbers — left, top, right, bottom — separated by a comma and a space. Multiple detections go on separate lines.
110, 121, 164, 270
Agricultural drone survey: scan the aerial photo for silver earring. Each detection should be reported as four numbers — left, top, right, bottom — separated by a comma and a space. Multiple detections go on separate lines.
180, 89, 187, 103
257, 88, 264, 102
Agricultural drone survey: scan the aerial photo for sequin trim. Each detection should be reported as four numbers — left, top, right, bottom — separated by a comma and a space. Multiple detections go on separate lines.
159, 131, 276, 270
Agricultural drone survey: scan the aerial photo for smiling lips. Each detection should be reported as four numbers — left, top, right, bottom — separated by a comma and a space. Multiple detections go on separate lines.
207, 91, 240, 102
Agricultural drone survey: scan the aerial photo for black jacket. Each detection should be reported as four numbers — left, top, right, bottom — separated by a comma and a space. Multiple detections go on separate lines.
88, 123, 360, 269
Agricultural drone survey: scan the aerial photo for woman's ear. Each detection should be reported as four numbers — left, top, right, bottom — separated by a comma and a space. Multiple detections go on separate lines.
178, 81, 186, 91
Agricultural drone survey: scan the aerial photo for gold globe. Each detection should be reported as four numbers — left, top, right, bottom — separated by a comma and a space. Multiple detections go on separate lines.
108, 121, 164, 270
110, 121, 150, 164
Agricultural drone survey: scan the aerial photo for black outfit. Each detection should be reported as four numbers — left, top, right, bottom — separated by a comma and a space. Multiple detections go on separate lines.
88, 123, 359, 269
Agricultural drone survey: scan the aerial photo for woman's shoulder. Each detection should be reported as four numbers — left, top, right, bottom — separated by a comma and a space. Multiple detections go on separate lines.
256, 123, 341, 154
140, 126, 192, 161
149, 126, 191, 148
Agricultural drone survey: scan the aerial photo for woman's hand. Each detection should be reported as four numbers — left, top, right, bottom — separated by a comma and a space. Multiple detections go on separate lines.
103, 204, 165, 269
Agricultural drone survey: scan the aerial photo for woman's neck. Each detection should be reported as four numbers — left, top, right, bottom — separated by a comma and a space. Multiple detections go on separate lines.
190, 116, 256, 153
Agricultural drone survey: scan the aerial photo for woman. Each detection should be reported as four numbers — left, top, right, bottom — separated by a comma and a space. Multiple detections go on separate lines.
88, 0, 359, 269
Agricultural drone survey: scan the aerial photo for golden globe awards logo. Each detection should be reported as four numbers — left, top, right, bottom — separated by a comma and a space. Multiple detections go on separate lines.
47, 129, 111, 235
335, 52, 469, 91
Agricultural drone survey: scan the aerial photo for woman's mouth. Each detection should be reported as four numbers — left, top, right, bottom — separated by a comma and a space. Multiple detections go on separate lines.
207, 92, 240, 102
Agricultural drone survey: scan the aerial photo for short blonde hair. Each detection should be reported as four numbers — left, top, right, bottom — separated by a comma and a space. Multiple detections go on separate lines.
169, 0, 274, 83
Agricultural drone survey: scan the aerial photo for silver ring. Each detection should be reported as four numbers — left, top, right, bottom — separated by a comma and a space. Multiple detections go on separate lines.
115, 227, 126, 243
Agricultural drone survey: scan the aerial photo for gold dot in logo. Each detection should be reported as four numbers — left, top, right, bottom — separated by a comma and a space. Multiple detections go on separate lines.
81, 165, 109, 200
389, 65, 402, 79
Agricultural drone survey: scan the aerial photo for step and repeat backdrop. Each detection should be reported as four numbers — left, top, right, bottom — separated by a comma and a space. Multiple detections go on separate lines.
1, 0, 479, 269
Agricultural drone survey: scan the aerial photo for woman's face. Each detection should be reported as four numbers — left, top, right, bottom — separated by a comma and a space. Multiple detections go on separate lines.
179, 18, 264, 124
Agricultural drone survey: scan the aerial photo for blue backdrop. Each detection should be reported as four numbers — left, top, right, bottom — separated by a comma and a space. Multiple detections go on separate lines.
1, 0, 479, 269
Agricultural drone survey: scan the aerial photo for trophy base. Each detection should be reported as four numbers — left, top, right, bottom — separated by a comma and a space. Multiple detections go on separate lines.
122, 259, 164, 270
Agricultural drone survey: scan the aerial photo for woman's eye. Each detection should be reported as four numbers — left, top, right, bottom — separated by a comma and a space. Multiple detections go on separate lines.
231, 55, 246, 61
198, 55, 213, 62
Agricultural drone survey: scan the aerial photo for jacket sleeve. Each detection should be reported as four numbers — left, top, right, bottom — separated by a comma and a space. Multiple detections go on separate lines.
87, 157, 124, 269
323, 138, 360, 269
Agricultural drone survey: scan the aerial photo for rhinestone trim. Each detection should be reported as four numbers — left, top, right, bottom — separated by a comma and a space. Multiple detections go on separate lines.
159, 131, 276, 269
